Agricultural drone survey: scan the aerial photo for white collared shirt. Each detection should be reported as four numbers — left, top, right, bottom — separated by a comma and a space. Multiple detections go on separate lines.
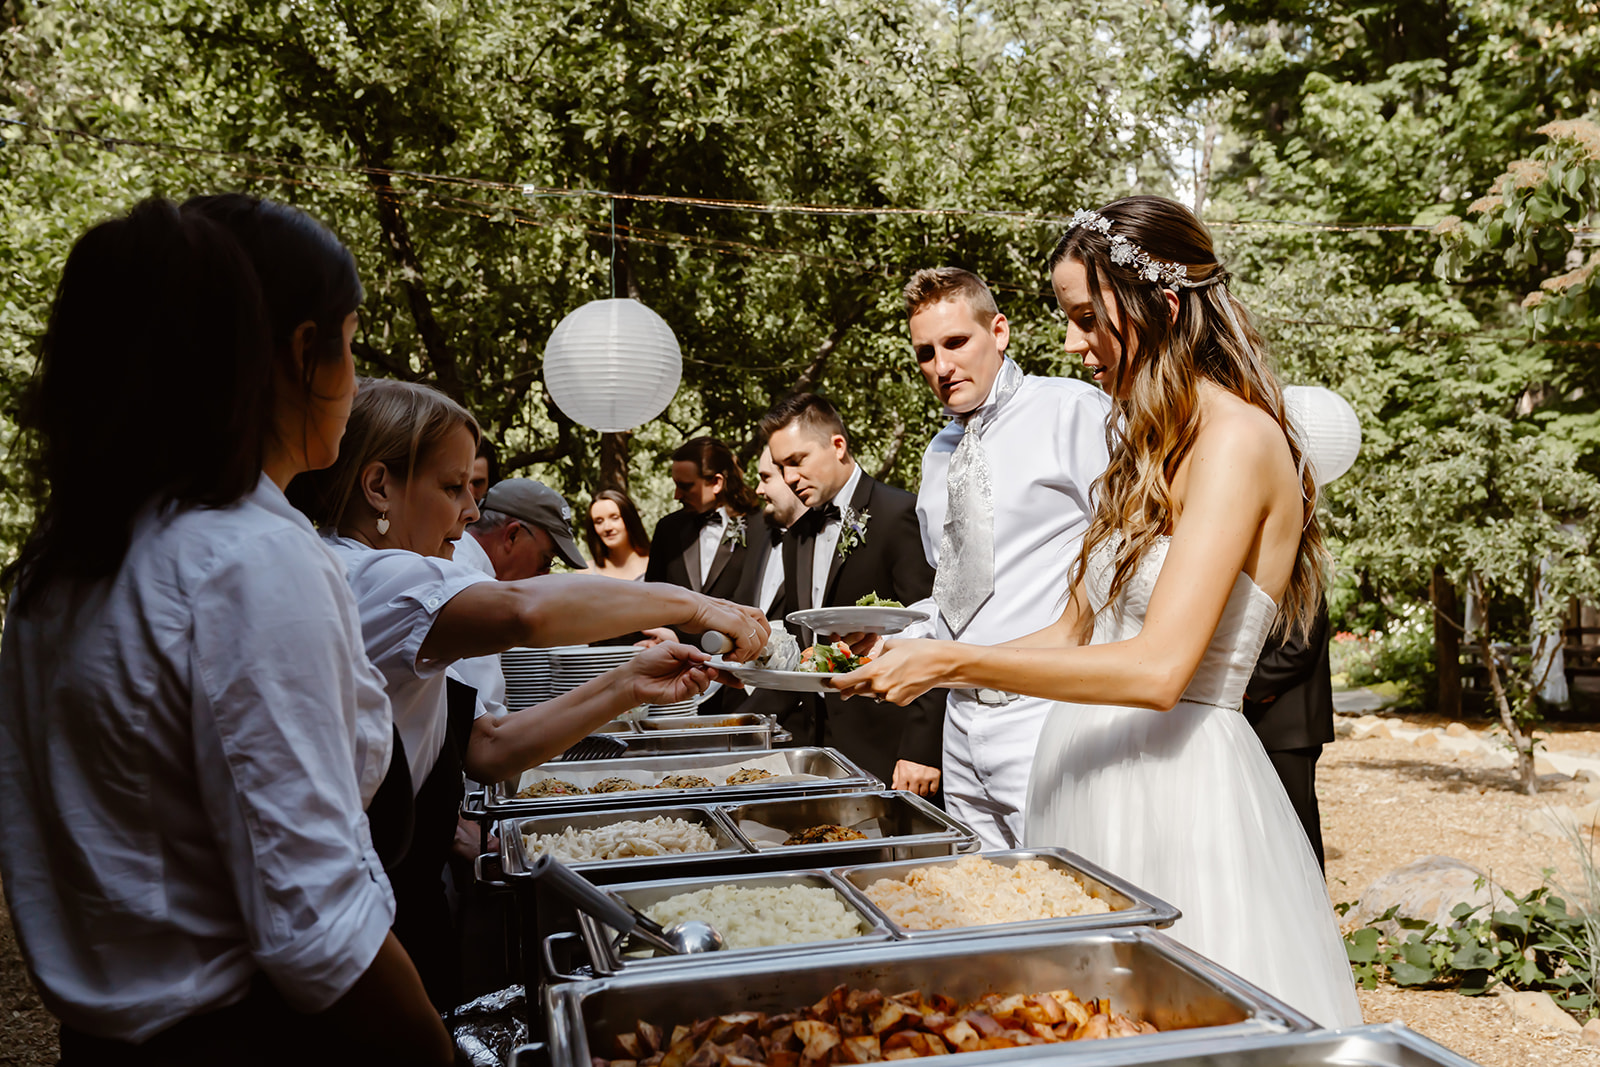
0, 476, 395, 1041
908, 371, 1112, 646
447, 531, 508, 719
812, 463, 863, 606
696, 506, 728, 586
324, 536, 496, 790
757, 533, 786, 617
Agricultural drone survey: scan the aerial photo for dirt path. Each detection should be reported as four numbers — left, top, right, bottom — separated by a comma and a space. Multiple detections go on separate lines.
1322, 719, 1600, 1065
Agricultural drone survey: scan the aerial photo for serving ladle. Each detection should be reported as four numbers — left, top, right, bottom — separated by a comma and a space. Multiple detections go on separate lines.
526, 852, 726, 955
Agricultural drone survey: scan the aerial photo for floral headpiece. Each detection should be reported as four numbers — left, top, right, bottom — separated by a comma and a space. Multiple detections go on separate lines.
1067, 208, 1190, 289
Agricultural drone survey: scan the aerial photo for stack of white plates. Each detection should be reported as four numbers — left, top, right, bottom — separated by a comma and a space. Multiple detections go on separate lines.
548, 644, 641, 696
500, 647, 555, 709
641, 695, 701, 716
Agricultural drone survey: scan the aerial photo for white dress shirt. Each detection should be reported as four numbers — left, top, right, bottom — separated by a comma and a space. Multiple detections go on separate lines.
447, 531, 508, 719
811, 463, 863, 606
696, 507, 728, 586
0, 476, 395, 1041
324, 536, 495, 790
908, 368, 1112, 848
757, 534, 786, 617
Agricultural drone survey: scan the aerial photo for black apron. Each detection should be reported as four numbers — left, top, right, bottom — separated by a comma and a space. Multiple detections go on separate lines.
58, 974, 366, 1066
383, 678, 477, 1011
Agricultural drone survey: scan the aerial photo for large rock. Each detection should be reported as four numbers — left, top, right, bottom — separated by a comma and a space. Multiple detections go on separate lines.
1499, 990, 1581, 1033
1352, 856, 1518, 937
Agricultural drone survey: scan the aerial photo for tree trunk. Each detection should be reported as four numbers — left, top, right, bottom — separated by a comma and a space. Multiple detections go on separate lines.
599, 431, 632, 494
1432, 565, 1461, 720
1472, 576, 1537, 794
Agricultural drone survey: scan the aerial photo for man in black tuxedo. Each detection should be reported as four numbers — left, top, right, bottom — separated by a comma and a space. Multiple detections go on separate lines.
1243, 597, 1335, 870
735, 445, 812, 740
761, 394, 943, 793
645, 436, 763, 616
646, 437, 766, 713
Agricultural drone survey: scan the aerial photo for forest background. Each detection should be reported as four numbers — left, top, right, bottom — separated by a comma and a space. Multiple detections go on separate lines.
4, 0, 1600, 733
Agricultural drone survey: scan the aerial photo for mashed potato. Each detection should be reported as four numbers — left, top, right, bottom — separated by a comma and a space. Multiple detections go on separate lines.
864, 856, 1110, 930
642, 883, 866, 949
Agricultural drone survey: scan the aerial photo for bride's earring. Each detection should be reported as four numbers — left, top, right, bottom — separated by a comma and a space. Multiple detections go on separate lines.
376, 512, 390, 536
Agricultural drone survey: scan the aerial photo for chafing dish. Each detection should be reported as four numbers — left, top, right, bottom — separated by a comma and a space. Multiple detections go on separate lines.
970, 1023, 1482, 1066
491, 791, 976, 889
721, 791, 981, 864
833, 847, 1179, 941
544, 927, 1314, 1067
484, 747, 878, 819
569, 869, 894, 976
500, 805, 747, 884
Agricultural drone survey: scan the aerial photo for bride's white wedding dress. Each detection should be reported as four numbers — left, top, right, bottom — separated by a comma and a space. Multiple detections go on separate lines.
1025, 535, 1363, 1028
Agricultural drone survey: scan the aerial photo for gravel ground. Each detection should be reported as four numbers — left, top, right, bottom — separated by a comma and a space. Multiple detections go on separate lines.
5, 715, 1600, 1065
1323, 718, 1600, 1065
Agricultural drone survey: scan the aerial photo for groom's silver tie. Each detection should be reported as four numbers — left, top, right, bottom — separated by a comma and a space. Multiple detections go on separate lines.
933, 360, 1022, 634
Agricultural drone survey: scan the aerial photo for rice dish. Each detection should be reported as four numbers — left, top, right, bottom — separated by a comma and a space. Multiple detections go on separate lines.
725, 768, 774, 785
654, 774, 713, 790
641, 883, 865, 949
517, 777, 586, 798
864, 856, 1110, 930
590, 777, 644, 793
522, 815, 718, 863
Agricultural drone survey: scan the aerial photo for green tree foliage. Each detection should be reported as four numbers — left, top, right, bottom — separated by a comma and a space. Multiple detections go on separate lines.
1, 0, 1186, 530
1197, 0, 1600, 757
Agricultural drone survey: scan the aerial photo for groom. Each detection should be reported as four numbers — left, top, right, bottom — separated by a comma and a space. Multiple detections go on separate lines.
762, 393, 944, 793
898, 267, 1111, 849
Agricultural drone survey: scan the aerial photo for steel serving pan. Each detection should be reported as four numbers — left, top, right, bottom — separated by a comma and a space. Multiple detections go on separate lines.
720, 790, 981, 864
571, 869, 894, 975
502, 805, 749, 883
984, 1022, 1482, 1066
491, 791, 976, 889
486, 747, 879, 818
832, 847, 1179, 941
545, 927, 1314, 1067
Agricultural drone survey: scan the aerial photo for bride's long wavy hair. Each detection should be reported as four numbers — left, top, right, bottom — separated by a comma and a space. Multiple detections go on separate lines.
1051, 196, 1324, 640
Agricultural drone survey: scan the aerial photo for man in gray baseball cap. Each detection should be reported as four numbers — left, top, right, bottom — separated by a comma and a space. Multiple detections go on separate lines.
459, 478, 588, 580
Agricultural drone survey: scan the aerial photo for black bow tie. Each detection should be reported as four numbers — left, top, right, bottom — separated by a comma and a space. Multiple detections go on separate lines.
689, 508, 725, 531
767, 523, 786, 547
799, 503, 842, 536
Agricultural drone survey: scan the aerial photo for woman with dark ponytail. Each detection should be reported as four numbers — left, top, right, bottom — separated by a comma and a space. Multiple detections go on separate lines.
0, 197, 451, 1065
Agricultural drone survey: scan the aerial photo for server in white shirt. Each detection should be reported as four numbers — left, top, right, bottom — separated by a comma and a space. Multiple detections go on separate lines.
0, 196, 451, 1063
291, 379, 772, 1005
898, 268, 1112, 849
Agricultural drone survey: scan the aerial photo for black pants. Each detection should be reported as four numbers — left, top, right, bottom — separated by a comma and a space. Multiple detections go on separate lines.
58, 975, 364, 1067
1265, 744, 1326, 872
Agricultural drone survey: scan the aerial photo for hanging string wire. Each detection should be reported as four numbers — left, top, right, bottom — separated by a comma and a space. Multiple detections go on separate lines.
7, 115, 1597, 236
6, 118, 1600, 349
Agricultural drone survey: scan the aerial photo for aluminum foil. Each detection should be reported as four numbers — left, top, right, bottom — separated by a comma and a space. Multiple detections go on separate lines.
448, 985, 528, 1067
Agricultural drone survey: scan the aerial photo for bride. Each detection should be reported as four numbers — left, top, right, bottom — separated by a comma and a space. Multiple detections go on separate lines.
836, 195, 1363, 1028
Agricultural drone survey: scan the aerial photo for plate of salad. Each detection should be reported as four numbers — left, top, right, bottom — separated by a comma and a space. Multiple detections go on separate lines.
787, 594, 930, 637
707, 638, 873, 693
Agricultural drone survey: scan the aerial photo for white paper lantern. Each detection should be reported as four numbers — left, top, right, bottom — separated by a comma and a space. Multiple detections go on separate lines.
1283, 385, 1362, 486
541, 298, 682, 432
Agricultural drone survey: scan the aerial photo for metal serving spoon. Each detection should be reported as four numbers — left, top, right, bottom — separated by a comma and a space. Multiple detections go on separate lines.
526, 853, 726, 955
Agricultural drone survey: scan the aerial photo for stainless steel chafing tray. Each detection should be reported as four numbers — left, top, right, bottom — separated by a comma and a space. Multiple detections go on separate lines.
572, 869, 894, 976
492, 791, 977, 889
833, 848, 1179, 941
720, 790, 981, 864
485, 747, 879, 818
979, 1023, 1482, 1066
502, 805, 748, 882
544, 927, 1314, 1067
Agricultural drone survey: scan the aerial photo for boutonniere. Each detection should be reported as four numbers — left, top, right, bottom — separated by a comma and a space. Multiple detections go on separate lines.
837, 507, 870, 557
722, 515, 748, 548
